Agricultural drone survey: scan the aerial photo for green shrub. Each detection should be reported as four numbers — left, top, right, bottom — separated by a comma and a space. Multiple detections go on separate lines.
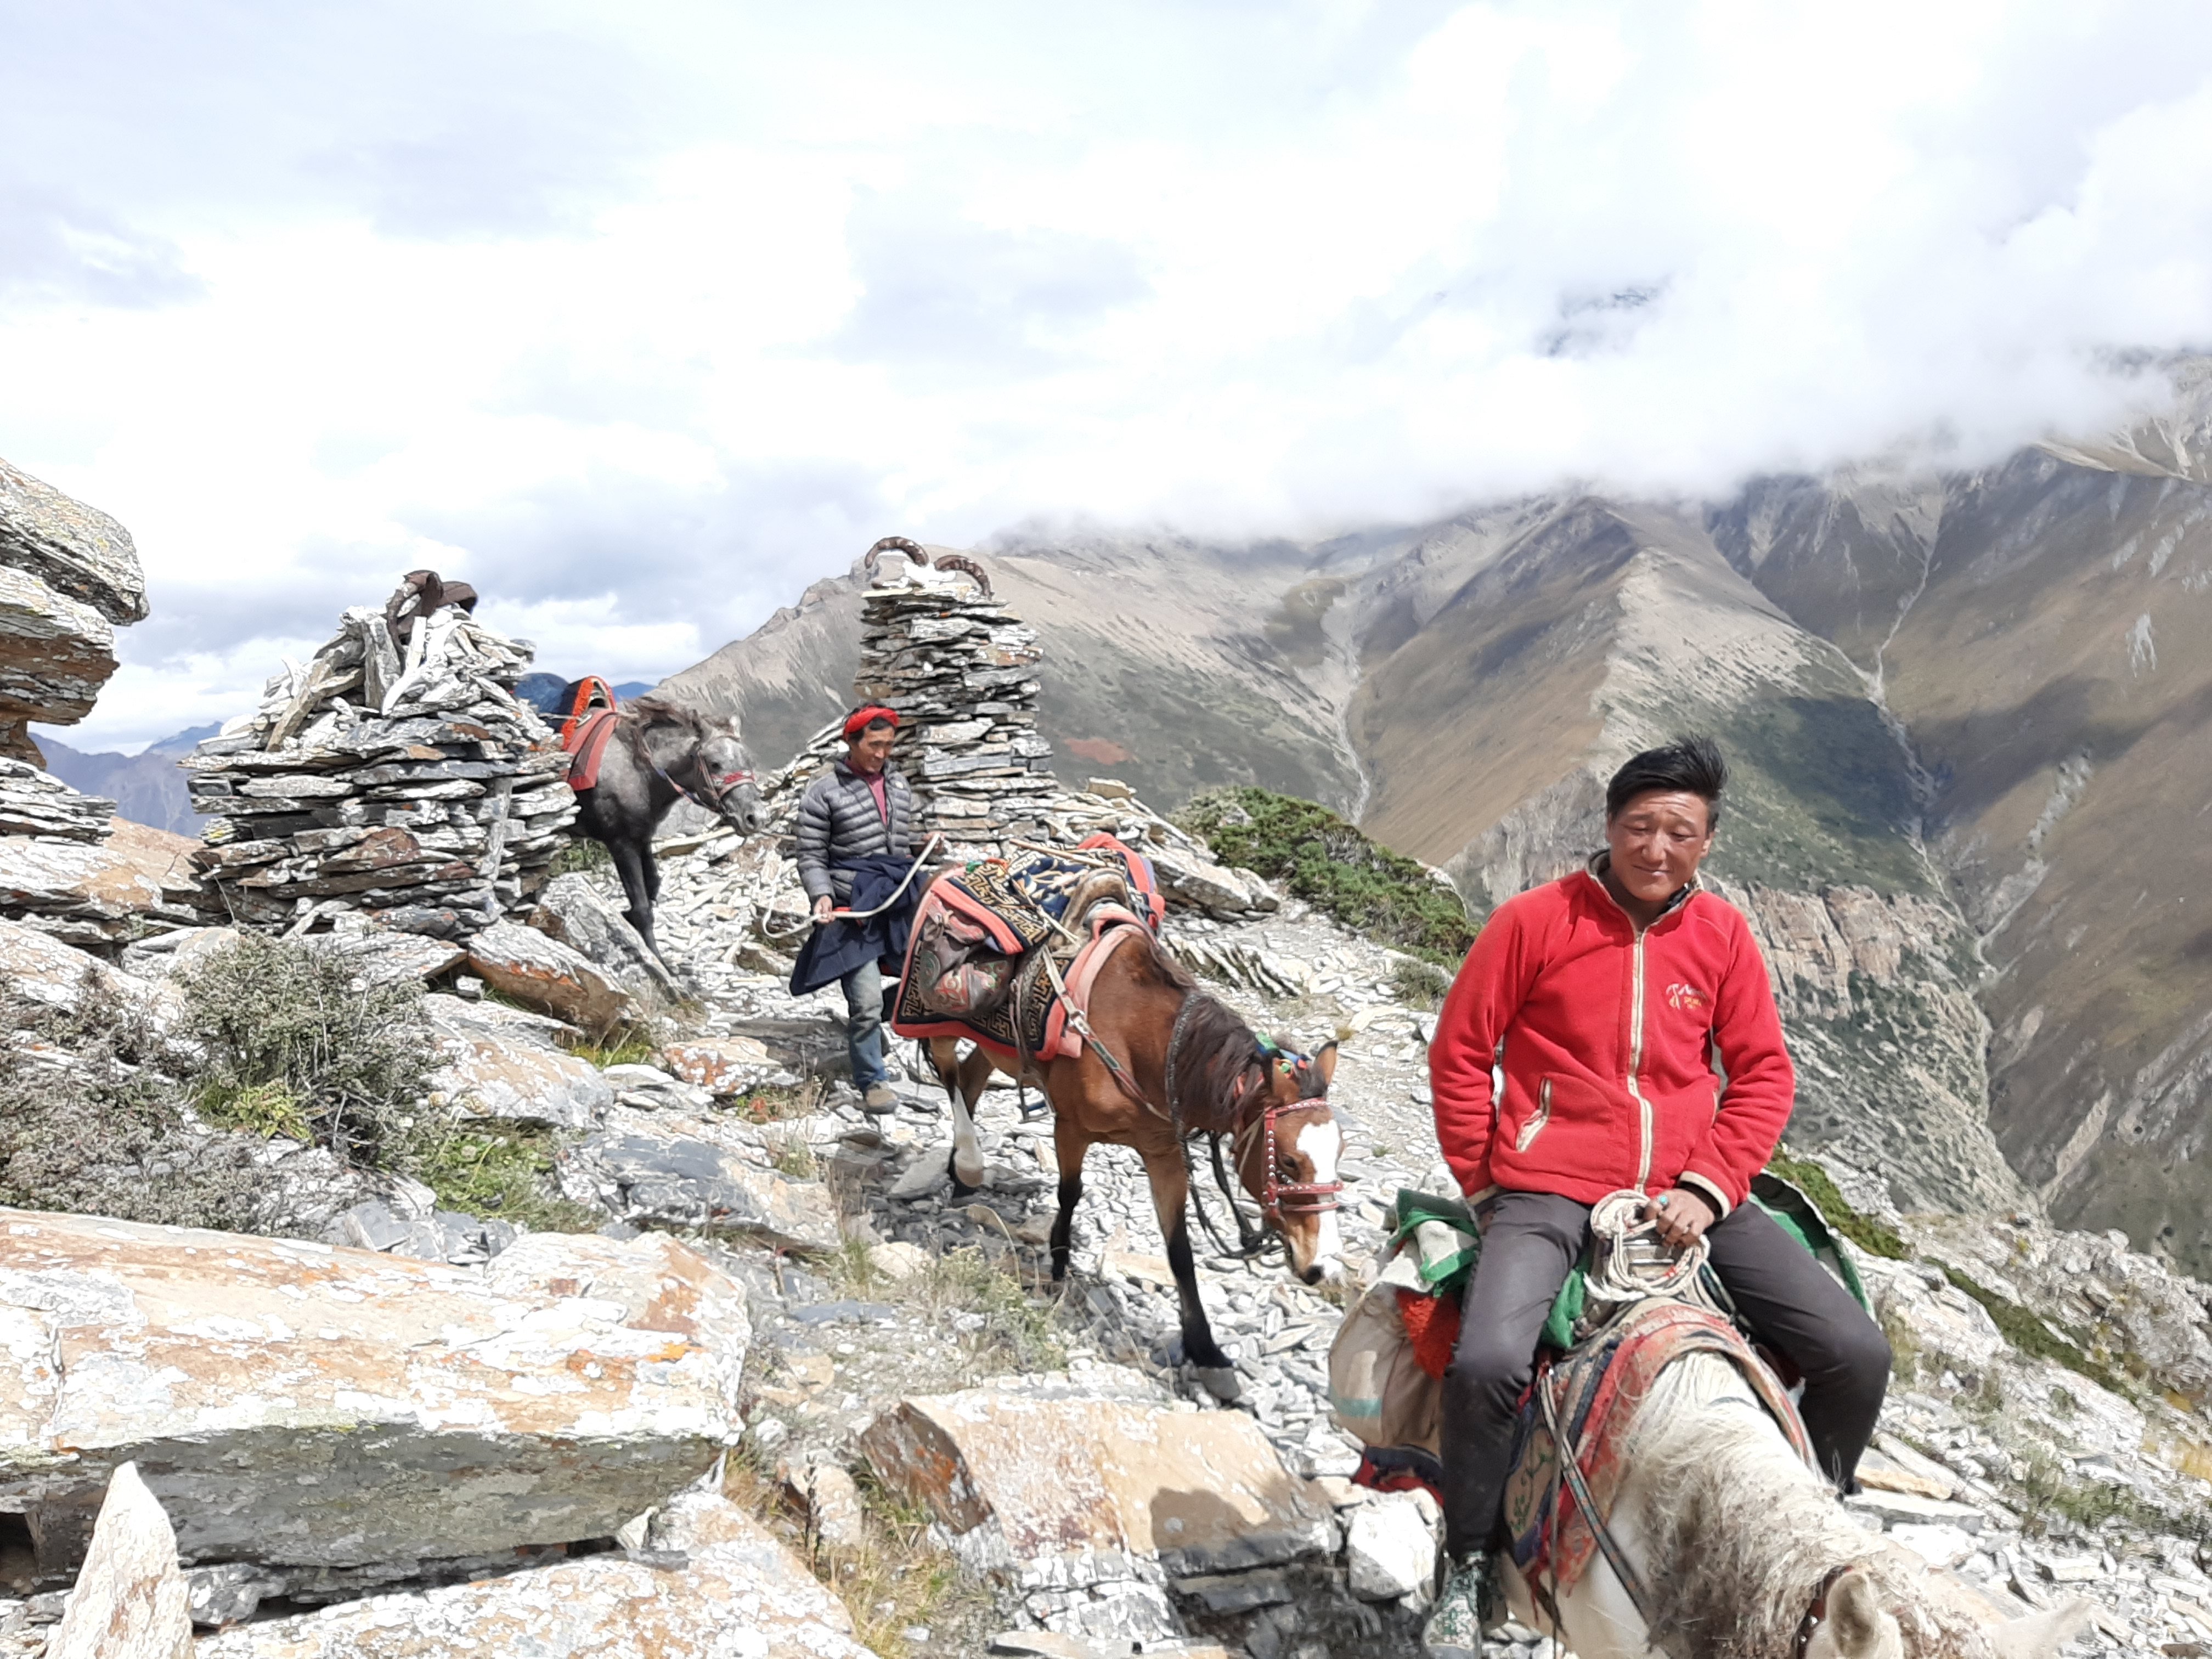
1391, 957, 1452, 1009
0, 978, 273, 1231
1175, 787, 1475, 965
549, 837, 611, 876
174, 934, 434, 1169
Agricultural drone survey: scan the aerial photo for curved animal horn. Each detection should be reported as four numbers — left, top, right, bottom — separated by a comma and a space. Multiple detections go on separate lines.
933, 554, 993, 598
864, 536, 930, 574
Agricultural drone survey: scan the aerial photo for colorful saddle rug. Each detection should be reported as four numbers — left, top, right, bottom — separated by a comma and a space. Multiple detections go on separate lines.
1502, 1299, 1812, 1596
890, 835, 1162, 1063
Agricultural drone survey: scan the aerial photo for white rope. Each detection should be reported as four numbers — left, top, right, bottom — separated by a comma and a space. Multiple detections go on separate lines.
1584, 1188, 1708, 1305
758, 832, 945, 940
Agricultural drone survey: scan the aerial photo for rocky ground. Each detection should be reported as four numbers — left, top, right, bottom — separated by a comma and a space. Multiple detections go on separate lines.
4, 798, 2211, 1655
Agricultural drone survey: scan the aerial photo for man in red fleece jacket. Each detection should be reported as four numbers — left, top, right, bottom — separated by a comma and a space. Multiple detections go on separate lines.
1419, 737, 1892, 1657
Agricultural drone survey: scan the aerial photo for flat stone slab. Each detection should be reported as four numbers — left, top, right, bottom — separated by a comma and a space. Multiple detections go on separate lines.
858, 1390, 1333, 1582
558, 1117, 841, 1252
1844, 1487, 1988, 1532
196, 1494, 874, 1658
465, 920, 633, 1036
426, 1001, 612, 1131
0, 1211, 748, 1574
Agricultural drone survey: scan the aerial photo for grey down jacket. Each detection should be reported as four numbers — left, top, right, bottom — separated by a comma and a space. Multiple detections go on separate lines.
794, 760, 916, 901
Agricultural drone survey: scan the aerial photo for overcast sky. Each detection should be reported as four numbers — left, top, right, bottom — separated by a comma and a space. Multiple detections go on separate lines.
10, 1, 2212, 751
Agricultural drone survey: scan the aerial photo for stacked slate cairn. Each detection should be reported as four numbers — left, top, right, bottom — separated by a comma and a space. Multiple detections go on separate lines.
181, 600, 578, 938
849, 560, 1052, 843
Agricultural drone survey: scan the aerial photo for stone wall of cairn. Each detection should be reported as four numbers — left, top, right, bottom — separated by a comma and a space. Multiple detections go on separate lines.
181, 602, 577, 938
0, 757, 112, 840
849, 570, 1052, 846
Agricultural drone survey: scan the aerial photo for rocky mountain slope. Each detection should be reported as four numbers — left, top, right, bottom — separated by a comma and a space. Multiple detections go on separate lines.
1708, 380, 2212, 1274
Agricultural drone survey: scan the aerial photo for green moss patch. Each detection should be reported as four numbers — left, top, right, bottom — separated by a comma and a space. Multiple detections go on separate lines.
414, 1123, 600, 1234
1764, 1149, 1911, 1260
1939, 1266, 2130, 1400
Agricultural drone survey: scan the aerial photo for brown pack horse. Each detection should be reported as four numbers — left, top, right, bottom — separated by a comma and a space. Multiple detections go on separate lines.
923, 927, 1346, 1402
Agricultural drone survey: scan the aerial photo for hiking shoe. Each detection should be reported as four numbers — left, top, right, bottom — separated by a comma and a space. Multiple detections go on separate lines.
860, 1082, 902, 1115
1421, 1552, 1493, 1658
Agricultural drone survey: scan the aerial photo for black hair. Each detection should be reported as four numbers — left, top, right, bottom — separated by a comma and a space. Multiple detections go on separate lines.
1605, 735, 1726, 828
858, 718, 895, 735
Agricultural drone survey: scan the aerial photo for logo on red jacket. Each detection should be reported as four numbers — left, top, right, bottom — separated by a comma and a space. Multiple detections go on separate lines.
1665, 981, 1707, 1012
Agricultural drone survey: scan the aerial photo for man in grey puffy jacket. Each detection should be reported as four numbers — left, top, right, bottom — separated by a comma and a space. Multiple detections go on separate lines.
795, 706, 917, 1112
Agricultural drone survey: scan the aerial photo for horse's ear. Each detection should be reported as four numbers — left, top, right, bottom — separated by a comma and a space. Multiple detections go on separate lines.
1821, 1571, 1888, 1658
1309, 1041, 1338, 1093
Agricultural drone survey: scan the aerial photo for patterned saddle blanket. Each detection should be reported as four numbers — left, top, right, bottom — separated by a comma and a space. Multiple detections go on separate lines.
890, 835, 1162, 1062
1503, 1299, 1812, 1596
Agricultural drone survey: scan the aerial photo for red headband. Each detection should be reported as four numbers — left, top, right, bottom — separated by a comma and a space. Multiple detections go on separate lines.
843, 705, 900, 738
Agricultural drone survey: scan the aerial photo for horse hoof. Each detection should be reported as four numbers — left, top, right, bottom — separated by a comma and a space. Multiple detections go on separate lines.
946, 1149, 988, 1200
1192, 1365, 1244, 1404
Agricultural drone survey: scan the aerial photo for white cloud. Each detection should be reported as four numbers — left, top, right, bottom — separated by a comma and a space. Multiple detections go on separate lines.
4, 0, 2212, 748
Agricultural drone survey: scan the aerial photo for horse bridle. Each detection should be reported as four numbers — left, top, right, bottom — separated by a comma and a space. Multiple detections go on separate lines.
1229, 1085, 1345, 1224
1141, 992, 1344, 1237
624, 720, 755, 810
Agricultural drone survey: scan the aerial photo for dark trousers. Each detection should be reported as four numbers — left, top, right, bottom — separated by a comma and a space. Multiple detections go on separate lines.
1438, 1190, 1892, 1556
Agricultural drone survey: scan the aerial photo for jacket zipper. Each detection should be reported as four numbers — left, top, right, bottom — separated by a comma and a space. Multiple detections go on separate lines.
1628, 933, 1654, 1189
1585, 866, 1680, 1193
1516, 1078, 1554, 1153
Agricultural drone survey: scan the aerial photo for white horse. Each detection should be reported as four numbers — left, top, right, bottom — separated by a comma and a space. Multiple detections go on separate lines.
1499, 1347, 2090, 1659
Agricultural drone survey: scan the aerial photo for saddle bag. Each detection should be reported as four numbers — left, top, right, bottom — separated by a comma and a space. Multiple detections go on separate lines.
910, 906, 1016, 1019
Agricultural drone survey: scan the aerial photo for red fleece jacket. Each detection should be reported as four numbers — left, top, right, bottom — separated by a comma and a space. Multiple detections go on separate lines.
1428, 868, 1794, 1217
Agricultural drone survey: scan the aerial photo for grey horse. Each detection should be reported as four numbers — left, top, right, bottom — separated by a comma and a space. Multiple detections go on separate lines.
566, 690, 766, 960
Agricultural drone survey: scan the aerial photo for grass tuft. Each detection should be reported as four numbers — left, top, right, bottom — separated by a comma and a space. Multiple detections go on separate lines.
922, 1247, 1068, 1373
411, 1123, 601, 1234
2012, 1444, 2211, 1544
720, 1438, 987, 1659
764, 1126, 821, 1182
1390, 956, 1452, 1009
198, 1079, 316, 1144
565, 1028, 662, 1069
1939, 1266, 2131, 1400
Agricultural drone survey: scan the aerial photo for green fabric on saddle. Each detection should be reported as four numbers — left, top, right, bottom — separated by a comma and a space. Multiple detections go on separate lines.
1389, 1172, 1871, 1352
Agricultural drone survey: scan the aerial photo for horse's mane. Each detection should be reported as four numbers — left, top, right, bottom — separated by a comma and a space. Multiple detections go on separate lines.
620, 693, 708, 735
1635, 1357, 1995, 1659
1135, 940, 1265, 1131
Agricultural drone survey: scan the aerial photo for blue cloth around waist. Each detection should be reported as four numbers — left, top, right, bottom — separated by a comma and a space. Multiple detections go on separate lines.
789, 853, 921, 996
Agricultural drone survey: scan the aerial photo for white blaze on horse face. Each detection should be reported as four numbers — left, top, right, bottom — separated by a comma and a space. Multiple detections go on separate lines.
1293, 1120, 1343, 1282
